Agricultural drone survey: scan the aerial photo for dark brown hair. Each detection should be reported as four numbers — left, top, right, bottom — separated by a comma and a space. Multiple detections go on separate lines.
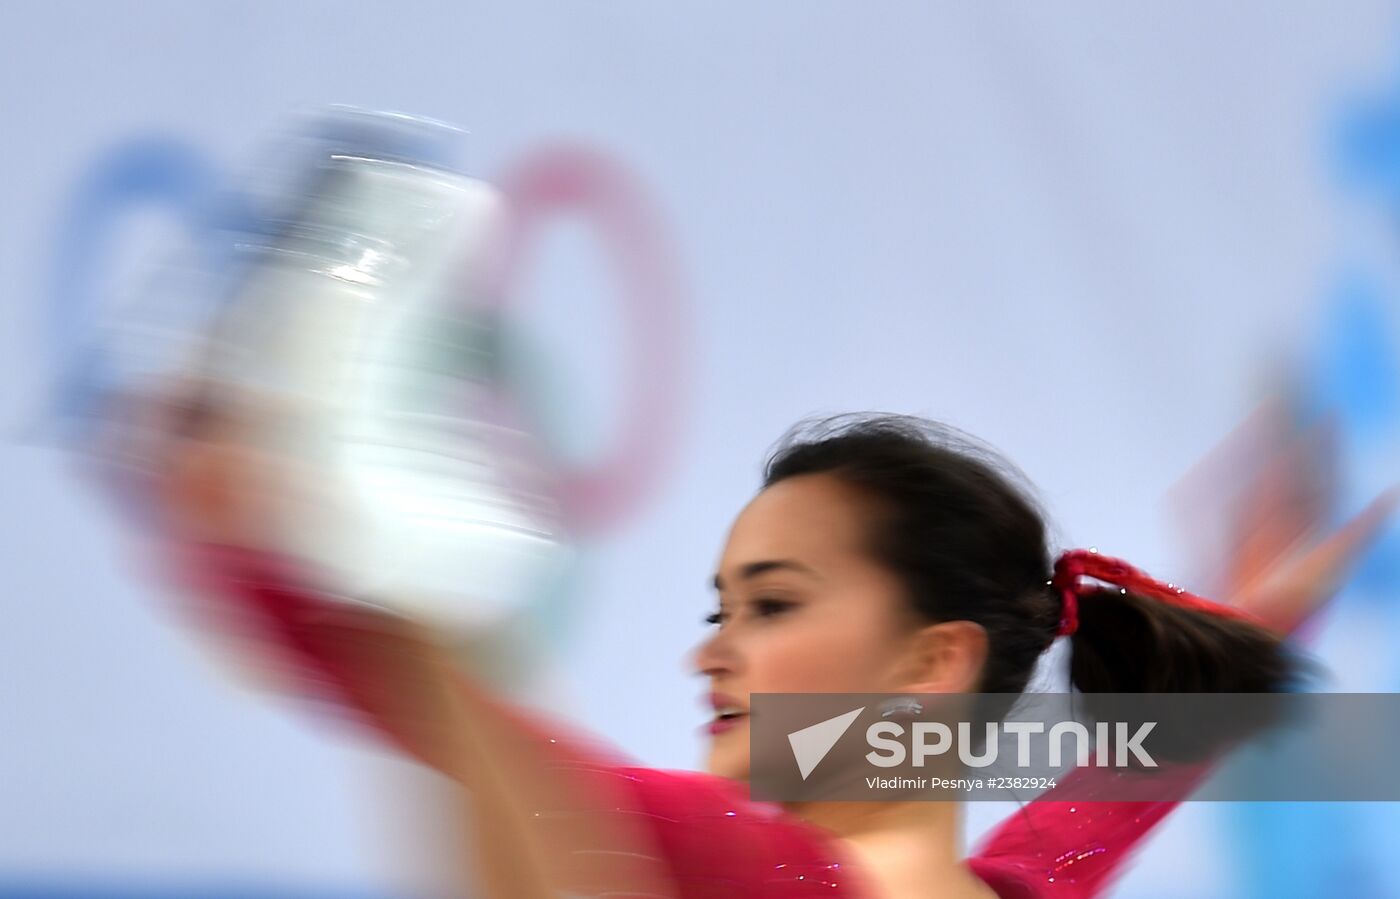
763, 414, 1300, 699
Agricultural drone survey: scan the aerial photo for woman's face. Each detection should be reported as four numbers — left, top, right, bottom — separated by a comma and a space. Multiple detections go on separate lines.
693, 473, 935, 780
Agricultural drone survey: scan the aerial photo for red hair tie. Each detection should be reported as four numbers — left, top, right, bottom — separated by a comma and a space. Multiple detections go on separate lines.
1050, 549, 1262, 638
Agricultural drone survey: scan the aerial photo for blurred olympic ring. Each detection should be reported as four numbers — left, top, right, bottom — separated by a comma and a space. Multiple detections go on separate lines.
48, 130, 687, 538
484, 145, 686, 534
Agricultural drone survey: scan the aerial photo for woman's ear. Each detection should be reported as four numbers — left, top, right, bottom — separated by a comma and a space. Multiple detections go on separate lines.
895, 620, 988, 694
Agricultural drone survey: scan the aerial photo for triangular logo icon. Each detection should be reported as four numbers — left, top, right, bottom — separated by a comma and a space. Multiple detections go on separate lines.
788, 707, 864, 780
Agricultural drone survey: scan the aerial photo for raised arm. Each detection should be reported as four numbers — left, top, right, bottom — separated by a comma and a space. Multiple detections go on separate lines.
968, 478, 1398, 898
144, 382, 681, 899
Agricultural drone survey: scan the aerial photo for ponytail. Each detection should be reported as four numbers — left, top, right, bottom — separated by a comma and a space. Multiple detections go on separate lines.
761, 415, 1306, 719
1052, 549, 1301, 694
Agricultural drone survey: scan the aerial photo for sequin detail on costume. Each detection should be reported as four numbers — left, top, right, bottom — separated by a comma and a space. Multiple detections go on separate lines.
181, 541, 1211, 899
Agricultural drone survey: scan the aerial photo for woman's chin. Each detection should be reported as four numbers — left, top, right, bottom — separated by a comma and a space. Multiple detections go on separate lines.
704, 747, 750, 781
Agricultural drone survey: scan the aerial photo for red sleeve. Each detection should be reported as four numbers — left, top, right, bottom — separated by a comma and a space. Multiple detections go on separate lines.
608, 766, 874, 898
173, 540, 1220, 899
967, 765, 1211, 898
170, 540, 873, 898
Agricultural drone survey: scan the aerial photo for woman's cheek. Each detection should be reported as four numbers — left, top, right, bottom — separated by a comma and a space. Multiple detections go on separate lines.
757, 620, 875, 692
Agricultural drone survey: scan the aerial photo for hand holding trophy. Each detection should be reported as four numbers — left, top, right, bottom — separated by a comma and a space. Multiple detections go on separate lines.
86, 109, 584, 702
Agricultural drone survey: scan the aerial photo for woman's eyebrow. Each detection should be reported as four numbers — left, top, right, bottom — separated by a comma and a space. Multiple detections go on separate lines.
711, 559, 819, 592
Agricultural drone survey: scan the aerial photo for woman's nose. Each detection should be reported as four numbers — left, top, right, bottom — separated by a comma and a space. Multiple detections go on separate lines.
691, 628, 736, 678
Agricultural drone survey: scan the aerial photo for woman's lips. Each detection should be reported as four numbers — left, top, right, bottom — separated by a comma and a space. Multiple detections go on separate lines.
704, 692, 748, 735
705, 712, 748, 735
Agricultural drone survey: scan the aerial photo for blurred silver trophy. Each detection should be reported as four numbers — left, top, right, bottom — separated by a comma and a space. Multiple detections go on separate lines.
91, 109, 577, 687
221, 122, 566, 614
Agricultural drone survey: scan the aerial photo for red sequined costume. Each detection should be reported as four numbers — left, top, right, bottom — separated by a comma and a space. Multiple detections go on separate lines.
176, 542, 1216, 899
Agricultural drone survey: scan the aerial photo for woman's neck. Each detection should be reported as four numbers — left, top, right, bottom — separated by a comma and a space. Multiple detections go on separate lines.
785, 801, 995, 899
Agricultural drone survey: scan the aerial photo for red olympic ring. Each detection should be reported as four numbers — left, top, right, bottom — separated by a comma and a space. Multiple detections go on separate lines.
478, 145, 687, 536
